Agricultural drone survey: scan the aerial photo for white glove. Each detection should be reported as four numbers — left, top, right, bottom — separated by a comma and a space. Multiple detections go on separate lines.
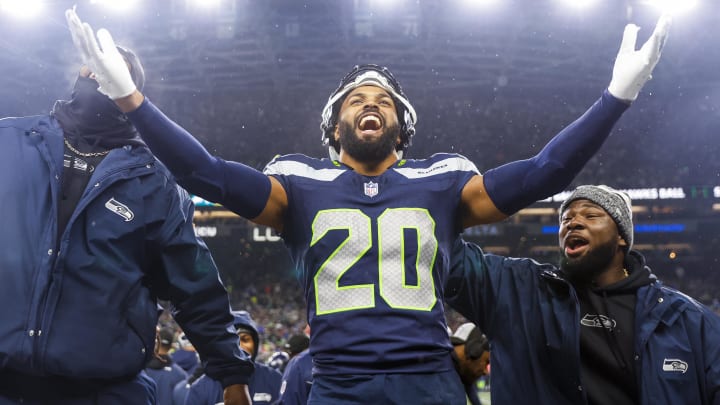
65, 8, 137, 100
607, 14, 672, 102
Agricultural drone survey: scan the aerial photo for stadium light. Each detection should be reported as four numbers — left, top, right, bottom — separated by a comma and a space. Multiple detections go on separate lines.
0, 0, 43, 18
189, 0, 223, 9
364, 0, 407, 13
641, 0, 699, 14
462, 0, 500, 6
90, 0, 141, 13
556, 0, 600, 9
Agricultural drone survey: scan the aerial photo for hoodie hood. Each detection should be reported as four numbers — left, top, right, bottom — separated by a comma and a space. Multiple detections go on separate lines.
52, 76, 145, 152
593, 250, 656, 294
232, 310, 259, 361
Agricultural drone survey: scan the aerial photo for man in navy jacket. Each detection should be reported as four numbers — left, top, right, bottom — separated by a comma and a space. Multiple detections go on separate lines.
446, 185, 720, 404
0, 44, 253, 404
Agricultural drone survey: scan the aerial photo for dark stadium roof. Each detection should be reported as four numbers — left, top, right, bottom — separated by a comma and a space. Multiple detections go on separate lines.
1, 0, 718, 185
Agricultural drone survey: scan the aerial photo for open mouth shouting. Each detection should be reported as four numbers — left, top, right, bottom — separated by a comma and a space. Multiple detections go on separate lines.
564, 234, 589, 257
357, 112, 384, 136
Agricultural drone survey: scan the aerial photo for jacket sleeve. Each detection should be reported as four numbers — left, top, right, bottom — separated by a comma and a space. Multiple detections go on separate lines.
444, 238, 506, 336
702, 308, 720, 404
150, 182, 254, 388
444, 238, 552, 339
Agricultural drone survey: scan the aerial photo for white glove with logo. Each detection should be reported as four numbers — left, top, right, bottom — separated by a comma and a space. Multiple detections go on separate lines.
65, 8, 137, 100
607, 14, 672, 102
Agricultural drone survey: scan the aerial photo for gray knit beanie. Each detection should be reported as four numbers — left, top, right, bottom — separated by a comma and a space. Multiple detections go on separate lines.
559, 185, 633, 250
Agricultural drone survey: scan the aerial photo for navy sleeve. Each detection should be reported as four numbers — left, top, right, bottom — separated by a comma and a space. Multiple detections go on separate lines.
483, 90, 629, 215
444, 238, 500, 334
126, 98, 271, 219
154, 185, 254, 388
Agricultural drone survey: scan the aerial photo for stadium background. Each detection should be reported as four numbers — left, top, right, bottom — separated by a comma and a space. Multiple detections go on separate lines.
1, 1, 718, 400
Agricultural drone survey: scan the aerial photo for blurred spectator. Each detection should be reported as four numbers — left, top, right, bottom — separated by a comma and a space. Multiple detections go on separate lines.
450, 323, 490, 405
145, 327, 188, 405
171, 332, 200, 375
284, 334, 310, 360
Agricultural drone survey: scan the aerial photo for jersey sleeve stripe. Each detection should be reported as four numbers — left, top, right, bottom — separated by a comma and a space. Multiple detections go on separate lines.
393, 156, 480, 179
264, 160, 346, 182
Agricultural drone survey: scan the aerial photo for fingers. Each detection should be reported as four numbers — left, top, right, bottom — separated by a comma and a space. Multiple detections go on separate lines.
82, 22, 103, 60
64, 8, 81, 28
66, 8, 91, 61
651, 13, 672, 54
639, 14, 672, 61
65, 8, 105, 63
97, 29, 118, 55
653, 13, 673, 39
618, 24, 640, 54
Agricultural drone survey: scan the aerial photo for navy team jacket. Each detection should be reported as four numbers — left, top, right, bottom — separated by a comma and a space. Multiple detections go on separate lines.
445, 239, 720, 405
0, 115, 253, 387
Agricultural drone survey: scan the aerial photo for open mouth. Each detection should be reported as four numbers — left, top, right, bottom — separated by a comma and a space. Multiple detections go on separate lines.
564, 235, 589, 256
357, 113, 383, 133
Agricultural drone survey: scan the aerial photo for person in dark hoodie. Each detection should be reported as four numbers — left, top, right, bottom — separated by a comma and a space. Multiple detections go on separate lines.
185, 311, 282, 405
445, 185, 720, 405
0, 43, 253, 404
145, 327, 188, 405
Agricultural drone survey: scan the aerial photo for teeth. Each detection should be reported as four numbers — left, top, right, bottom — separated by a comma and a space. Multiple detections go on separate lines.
360, 115, 381, 130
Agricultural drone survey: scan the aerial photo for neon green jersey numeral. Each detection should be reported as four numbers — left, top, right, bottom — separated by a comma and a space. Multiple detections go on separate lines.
312, 208, 437, 315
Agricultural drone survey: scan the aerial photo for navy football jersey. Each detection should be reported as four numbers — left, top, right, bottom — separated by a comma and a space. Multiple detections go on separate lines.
264, 153, 478, 375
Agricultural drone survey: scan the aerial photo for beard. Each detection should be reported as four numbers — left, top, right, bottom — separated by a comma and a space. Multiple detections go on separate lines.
337, 119, 401, 165
560, 238, 618, 285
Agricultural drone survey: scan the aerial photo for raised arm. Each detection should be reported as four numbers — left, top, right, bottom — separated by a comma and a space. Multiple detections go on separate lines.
460, 14, 671, 227
65, 9, 287, 231
123, 96, 288, 230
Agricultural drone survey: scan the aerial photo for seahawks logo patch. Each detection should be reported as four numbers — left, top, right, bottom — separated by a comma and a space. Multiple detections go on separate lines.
105, 197, 134, 222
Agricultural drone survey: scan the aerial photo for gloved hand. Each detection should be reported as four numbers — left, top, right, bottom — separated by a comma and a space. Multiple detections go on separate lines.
607, 14, 672, 102
65, 8, 137, 100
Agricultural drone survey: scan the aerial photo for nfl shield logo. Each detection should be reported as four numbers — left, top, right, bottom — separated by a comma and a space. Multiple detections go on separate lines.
364, 181, 379, 197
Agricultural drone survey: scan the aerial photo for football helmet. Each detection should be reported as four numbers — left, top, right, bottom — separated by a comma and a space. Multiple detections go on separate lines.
320, 64, 417, 160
